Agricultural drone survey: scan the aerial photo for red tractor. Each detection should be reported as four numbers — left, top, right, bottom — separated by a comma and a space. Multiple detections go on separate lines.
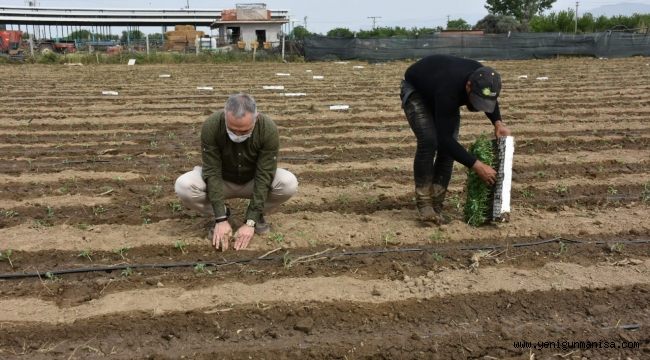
0, 30, 24, 61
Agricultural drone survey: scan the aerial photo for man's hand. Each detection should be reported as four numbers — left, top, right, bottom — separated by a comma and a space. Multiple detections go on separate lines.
234, 224, 255, 251
213, 221, 233, 251
494, 120, 511, 138
472, 160, 497, 186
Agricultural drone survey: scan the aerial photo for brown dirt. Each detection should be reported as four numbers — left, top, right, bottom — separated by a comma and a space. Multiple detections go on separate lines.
1, 58, 649, 358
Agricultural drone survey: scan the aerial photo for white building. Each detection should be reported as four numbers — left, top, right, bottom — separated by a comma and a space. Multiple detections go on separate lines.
211, 3, 289, 51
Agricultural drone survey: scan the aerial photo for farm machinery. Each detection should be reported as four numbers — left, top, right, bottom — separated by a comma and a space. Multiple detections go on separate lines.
0, 30, 24, 61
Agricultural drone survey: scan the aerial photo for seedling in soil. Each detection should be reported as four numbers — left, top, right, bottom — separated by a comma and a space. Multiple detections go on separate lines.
429, 230, 444, 243
431, 252, 444, 262
78, 250, 93, 261
121, 267, 134, 277
76, 223, 91, 231
555, 184, 568, 195
520, 188, 534, 199
336, 194, 351, 206
641, 182, 650, 203
143, 218, 152, 225
448, 194, 462, 211
282, 251, 292, 268
268, 232, 285, 246
0, 249, 14, 268
382, 231, 400, 246
556, 241, 569, 255
31, 219, 52, 229
149, 185, 163, 198
44, 271, 58, 281
536, 171, 546, 179
113, 247, 130, 260
0, 210, 19, 218
92, 206, 107, 216
609, 243, 625, 253
46, 206, 55, 218
607, 186, 618, 196
174, 240, 188, 254
194, 263, 213, 274
169, 201, 183, 214
365, 196, 379, 206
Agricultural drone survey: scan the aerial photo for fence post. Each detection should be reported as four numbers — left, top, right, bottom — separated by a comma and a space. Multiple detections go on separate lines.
146, 35, 150, 55
281, 31, 286, 61
29, 33, 34, 57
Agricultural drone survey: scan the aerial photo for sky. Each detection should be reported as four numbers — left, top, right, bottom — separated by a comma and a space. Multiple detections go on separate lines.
4, 0, 650, 34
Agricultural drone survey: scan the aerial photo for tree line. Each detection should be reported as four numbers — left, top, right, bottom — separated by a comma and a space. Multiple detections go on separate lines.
290, 0, 649, 38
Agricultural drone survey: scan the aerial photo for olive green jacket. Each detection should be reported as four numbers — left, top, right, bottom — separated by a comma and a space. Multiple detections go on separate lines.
200, 110, 279, 223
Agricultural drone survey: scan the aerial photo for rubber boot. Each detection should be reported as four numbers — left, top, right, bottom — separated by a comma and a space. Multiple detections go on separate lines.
431, 184, 450, 224
415, 185, 437, 223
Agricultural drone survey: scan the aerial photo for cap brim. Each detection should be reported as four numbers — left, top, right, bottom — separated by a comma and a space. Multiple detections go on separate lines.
469, 92, 497, 113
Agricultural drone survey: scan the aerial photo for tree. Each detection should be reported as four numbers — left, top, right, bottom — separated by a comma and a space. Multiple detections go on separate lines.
290, 25, 311, 40
326, 28, 355, 38
446, 18, 472, 30
121, 30, 145, 43
475, 14, 524, 33
485, 0, 556, 24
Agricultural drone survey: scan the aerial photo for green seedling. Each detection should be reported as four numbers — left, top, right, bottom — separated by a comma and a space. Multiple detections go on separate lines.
555, 184, 568, 195
46, 206, 55, 218
607, 186, 618, 196
194, 263, 213, 274
556, 241, 569, 255
113, 247, 130, 260
92, 206, 107, 216
44, 271, 58, 281
0, 249, 14, 268
429, 230, 444, 243
609, 243, 625, 253
268, 232, 285, 246
78, 250, 93, 261
464, 135, 494, 227
143, 218, 152, 225
382, 231, 399, 246
431, 252, 444, 262
448, 194, 462, 211
336, 194, 351, 206
149, 185, 163, 197
121, 267, 133, 277
140, 204, 152, 213
174, 240, 188, 254
76, 223, 91, 231
520, 188, 534, 199
282, 251, 292, 268
0, 210, 19, 218
641, 182, 650, 203
169, 201, 183, 213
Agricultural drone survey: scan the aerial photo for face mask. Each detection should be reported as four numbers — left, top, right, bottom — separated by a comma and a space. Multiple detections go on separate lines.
226, 128, 252, 143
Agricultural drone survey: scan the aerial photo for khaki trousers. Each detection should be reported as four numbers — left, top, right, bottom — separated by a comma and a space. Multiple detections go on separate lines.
174, 166, 298, 217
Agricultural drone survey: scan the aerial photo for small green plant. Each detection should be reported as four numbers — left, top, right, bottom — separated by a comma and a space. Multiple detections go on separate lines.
44, 271, 58, 281
448, 194, 462, 211
556, 241, 569, 255
76, 223, 91, 231
431, 252, 444, 262
149, 140, 158, 149
194, 263, 213, 274
268, 232, 285, 245
609, 243, 624, 253
464, 135, 494, 227
92, 206, 107, 216
78, 250, 93, 261
143, 218, 152, 225
520, 188, 534, 199
365, 196, 379, 205
113, 247, 130, 260
429, 230, 444, 243
46, 206, 55, 218
169, 201, 183, 213
382, 231, 399, 246
0, 210, 19, 218
536, 171, 546, 179
174, 240, 188, 254
282, 251, 292, 268
607, 186, 618, 196
149, 185, 163, 197
0, 249, 14, 268
336, 194, 351, 206
121, 267, 134, 277
555, 184, 568, 195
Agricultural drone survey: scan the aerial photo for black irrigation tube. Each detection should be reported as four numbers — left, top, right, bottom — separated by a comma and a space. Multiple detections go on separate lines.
1, 237, 649, 280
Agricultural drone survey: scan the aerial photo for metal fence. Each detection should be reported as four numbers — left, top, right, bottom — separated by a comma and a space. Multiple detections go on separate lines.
304, 32, 650, 61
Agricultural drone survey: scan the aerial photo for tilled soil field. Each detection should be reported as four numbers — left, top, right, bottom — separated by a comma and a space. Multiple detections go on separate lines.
0, 58, 649, 359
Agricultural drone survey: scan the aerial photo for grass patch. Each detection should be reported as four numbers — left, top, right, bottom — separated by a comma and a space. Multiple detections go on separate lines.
464, 135, 494, 227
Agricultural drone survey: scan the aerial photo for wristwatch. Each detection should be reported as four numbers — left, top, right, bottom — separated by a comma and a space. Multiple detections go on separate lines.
245, 219, 256, 227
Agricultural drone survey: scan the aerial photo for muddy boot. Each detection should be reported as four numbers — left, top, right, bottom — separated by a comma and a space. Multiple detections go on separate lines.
431, 184, 450, 224
254, 215, 271, 235
415, 185, 437, 223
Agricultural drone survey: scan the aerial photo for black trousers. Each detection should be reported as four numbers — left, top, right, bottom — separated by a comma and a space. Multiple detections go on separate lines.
400, 80, 459, 190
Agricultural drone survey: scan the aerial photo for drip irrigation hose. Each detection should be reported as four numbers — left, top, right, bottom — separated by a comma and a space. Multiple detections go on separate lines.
1, 237, 649, 280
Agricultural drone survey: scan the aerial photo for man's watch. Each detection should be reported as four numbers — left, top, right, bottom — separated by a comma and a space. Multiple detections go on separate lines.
245, 219, 256, 227
214, 217, 228, 224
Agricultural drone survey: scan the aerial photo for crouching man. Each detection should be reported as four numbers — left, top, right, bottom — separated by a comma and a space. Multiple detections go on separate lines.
175, 93, 298, 251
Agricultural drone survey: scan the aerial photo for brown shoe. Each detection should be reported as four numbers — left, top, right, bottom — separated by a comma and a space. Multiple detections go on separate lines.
431, 184, 447, 213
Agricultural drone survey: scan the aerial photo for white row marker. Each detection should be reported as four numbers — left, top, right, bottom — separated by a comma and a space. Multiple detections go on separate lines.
159, 74, 172, 78
313, 76, 324, 80
285, 93, 307, 97
518, 75, 528, 80
197, 86, 214, 91
263, 85, 285, 90
276, 73, 291, 76
536, 77, 549, 81
101, 91, 119, 96
330, 105, 350, 111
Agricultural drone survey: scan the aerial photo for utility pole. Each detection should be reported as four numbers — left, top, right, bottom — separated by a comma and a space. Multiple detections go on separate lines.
575, 1, 579, 34
368, 16, 382, 30
304, 16, 308, 30
186, 0, 190, 9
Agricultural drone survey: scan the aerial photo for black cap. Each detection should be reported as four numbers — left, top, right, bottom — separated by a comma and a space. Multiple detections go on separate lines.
468, 67, 501, 113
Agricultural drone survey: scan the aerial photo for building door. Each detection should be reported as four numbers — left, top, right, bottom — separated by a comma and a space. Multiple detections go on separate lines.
255, 30, 266, 47
227, 27, 241, 44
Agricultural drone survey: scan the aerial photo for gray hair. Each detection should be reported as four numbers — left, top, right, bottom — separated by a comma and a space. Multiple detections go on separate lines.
224, 93, 257, 118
